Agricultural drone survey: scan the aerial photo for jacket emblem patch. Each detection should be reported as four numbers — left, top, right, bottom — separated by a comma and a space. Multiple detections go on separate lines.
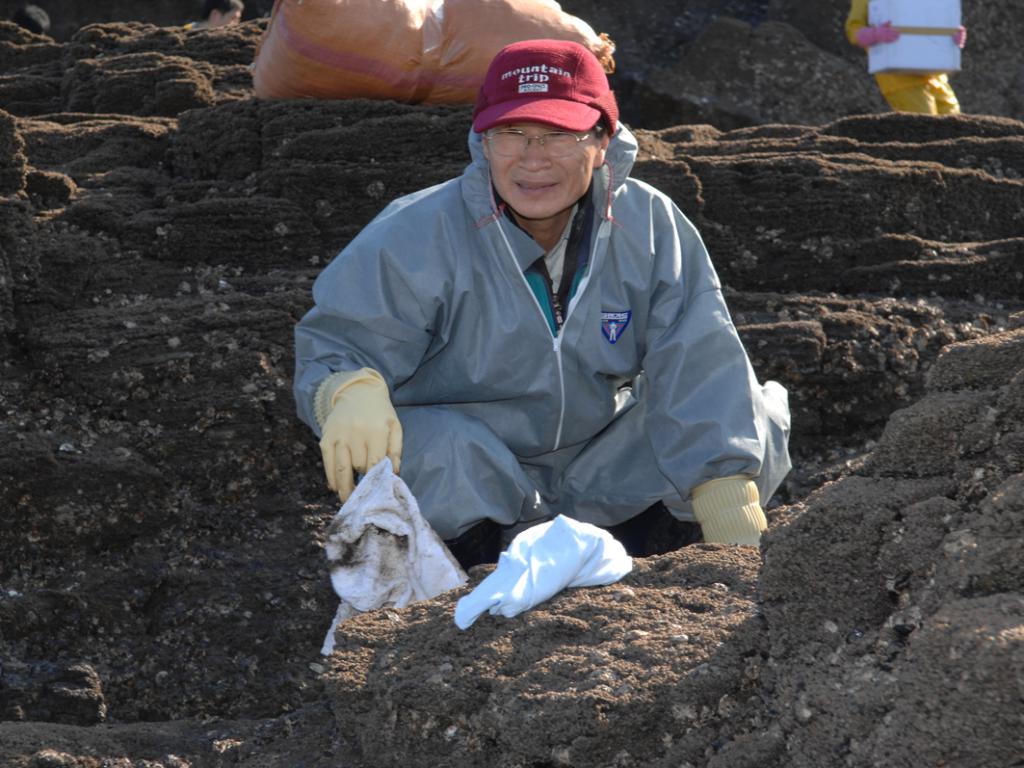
601, 310, 631, 344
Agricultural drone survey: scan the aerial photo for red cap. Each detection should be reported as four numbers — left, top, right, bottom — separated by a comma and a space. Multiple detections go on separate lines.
472, 39, 618, 134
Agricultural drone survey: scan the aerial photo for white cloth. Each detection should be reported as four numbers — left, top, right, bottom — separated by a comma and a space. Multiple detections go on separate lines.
321, 459, 466, 654
454, 514, 632, 630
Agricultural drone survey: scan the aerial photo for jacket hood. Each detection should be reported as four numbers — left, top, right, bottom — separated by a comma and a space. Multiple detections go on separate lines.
463, 122, 639, 222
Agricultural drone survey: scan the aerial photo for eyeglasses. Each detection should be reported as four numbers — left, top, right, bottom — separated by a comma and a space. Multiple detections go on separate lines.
485, 129, 595, 159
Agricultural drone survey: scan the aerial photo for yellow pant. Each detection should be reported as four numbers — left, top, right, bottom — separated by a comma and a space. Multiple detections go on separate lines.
877, 76, 960, 115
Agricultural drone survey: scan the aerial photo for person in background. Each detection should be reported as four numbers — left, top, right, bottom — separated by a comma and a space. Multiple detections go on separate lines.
184, 0, 244, 30
846, 0, 967, 115
11, 4, 50, 35
293, 39, 791, 567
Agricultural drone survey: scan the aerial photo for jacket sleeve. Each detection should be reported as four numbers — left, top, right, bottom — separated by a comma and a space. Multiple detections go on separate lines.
293, 211, 438, 435
845, 0, 869, 46
640, 201, 769, 500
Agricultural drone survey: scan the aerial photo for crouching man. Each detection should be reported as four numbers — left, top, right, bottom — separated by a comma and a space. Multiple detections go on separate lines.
293, 39, 791, 564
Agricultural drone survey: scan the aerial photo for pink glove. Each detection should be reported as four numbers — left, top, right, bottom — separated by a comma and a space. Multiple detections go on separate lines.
854, 22, 901, 48
952, 25, 966, 49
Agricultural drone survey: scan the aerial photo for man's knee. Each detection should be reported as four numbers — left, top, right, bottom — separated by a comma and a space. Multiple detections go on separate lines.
397, 404, 517, 492
395, 405, 536, 539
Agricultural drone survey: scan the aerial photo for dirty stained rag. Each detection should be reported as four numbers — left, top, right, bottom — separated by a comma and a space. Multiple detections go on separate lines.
454, 514, 633, 630
320, 458, 467, 655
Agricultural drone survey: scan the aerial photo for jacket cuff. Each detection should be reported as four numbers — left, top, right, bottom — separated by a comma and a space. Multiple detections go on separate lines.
692, 476, 766, 545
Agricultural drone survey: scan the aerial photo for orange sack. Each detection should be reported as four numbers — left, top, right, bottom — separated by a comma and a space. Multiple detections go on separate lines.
252, 0, 614, 104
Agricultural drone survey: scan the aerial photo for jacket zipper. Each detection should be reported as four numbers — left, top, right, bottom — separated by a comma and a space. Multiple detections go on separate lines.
495, 217, 610, 452
554, 218, 610, 448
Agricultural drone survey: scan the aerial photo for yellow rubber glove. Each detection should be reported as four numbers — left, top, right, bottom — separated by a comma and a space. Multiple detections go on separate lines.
691, 475, 767, 546
314, 367, 403, 502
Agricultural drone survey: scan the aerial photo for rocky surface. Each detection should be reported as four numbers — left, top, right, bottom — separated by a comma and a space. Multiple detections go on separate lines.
3, 0, 1023, 126
0, 0, 276, 41
564, 0, 1024, 127
1, 13, 1022, 768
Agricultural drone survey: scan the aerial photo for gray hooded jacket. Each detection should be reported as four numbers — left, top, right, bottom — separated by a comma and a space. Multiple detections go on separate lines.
294, 124, 777, 502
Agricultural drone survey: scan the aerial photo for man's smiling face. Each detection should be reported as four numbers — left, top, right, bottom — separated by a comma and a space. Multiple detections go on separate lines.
484, 121, 608, 247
